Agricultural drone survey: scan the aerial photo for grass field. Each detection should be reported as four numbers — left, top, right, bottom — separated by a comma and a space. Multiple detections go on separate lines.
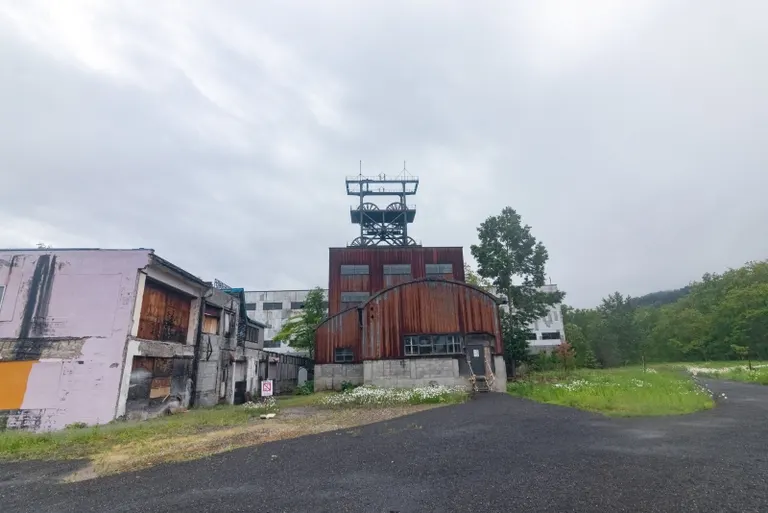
680, 362, 768, 385
507, 367, 714, 417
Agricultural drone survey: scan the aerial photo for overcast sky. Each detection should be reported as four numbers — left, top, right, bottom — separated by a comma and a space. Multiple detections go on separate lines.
1, 1, 766, 307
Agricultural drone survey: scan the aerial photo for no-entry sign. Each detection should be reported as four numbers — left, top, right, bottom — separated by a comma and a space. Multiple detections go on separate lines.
261, 379, 274, 397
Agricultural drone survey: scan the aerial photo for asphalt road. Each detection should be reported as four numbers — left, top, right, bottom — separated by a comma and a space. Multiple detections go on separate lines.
2, 379, 768, 513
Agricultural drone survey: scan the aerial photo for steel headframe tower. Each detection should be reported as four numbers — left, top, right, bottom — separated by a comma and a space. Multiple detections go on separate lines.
346, 165, 420, 247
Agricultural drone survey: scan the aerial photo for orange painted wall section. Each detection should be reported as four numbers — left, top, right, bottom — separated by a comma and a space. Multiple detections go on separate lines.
0, 361, 36, 409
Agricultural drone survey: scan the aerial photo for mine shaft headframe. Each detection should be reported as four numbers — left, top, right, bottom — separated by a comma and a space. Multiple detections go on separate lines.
346, 167, 420, 247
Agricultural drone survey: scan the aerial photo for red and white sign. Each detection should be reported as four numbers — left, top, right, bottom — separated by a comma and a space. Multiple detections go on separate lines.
261, 379, 273, 397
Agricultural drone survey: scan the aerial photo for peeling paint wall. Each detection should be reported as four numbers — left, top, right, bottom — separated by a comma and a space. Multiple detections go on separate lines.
0, 250, 151, 431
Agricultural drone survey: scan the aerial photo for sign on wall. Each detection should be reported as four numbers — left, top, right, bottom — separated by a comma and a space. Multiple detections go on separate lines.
261, 379, 274, 397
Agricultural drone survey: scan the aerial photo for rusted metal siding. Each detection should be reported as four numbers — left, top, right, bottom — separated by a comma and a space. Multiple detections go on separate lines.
315, 308, 362, 364
362, 280, 502, 360
328, 247, 466, 315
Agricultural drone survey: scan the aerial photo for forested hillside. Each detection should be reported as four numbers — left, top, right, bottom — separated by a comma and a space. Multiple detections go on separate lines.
563, 261, 768, 367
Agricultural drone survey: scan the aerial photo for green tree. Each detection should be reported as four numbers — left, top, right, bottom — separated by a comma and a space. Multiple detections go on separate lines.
274, 287, 326, 358
464, 263, 493, 291
470, 207, 564, 362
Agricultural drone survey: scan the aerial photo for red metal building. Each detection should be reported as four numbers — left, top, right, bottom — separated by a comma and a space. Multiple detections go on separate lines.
313, 174, 507, 392
327, 246, 465, 315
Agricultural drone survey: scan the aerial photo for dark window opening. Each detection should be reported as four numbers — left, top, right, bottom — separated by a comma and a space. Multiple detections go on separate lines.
263, 302, 283, 310
541, 331, 561, 340
383, 264, 411, 275
340, 291, 369, 310
404, 334, 463, 356
524, 331, 537, 340
425, 263, 453, 275
263, 340, 281, 348
290, 301, 305, 310
340, 264, 369, 275
245, 326, 259, 343
245, 302, 257, 310
334, 347, 354, 363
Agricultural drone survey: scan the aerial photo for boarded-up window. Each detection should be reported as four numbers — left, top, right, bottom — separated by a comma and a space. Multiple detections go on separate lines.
137, 280, 192, 343
203, 306, 220, 335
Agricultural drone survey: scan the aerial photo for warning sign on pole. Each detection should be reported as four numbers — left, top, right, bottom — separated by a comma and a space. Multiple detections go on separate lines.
261, 379, 273, 397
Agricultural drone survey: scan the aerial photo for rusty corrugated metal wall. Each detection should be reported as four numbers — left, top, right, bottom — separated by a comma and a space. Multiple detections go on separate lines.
315, 308, 362, 364
328, 247, 465, 315
361, 280, 503, 360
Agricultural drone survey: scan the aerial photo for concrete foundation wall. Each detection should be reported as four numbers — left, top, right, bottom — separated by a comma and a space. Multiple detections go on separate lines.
364, 358, 469, 389
316, 356, 507, 392
314, 363, 363, 391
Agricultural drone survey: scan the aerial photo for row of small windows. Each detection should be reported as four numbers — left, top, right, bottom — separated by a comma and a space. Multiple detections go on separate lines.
333, 333, 463, 362
524, 331, 562, 341
245, 301, 329, 311
339, 263, 454, 276
404, 334, 463, 356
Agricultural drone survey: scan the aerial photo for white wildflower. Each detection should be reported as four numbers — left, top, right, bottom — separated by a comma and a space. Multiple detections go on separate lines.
321, 384, 466, 407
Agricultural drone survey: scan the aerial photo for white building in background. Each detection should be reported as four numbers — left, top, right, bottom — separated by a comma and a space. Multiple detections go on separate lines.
244, 289, 329, 354
497, 284, 565, 353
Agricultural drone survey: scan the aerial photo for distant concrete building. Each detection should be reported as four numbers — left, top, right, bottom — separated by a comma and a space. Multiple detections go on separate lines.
243, 289, 328, 354
498, 284, 565, 353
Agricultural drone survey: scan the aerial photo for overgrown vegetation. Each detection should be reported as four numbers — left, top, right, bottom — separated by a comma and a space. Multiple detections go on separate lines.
0, 404, 281, 461
293, 380, 314, 396
563, 261, 768, 368
321, 385, 468, 407
508, 368, 714, 416
274, 286, 326, 357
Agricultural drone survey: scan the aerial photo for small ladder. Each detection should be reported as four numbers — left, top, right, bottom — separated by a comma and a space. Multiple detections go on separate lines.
465, 350, 495, 393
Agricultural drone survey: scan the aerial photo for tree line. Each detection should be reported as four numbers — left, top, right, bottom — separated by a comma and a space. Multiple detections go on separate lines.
563, 261, 768, 367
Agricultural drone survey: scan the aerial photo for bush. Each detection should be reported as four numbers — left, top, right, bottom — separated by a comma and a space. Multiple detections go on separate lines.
294, 380, 314, 396
340, 381, 358, 392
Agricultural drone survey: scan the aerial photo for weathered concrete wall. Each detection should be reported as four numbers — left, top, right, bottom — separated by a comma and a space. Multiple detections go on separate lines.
314, 363, 363, 391
363, 358, 469, 389
0, 250, 151, 431
492, 356, 507, 392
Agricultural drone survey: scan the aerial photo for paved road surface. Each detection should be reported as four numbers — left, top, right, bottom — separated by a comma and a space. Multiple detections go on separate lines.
2, 379, 768, 513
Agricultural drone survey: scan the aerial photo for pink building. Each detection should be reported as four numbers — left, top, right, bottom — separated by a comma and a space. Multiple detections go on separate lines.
0, 248, 216, 431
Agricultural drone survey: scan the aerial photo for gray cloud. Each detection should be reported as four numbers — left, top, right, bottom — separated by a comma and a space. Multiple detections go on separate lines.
1, 1, 766, 306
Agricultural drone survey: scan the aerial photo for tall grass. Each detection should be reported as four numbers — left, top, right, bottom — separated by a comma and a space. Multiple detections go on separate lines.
508, 368, 714, 416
